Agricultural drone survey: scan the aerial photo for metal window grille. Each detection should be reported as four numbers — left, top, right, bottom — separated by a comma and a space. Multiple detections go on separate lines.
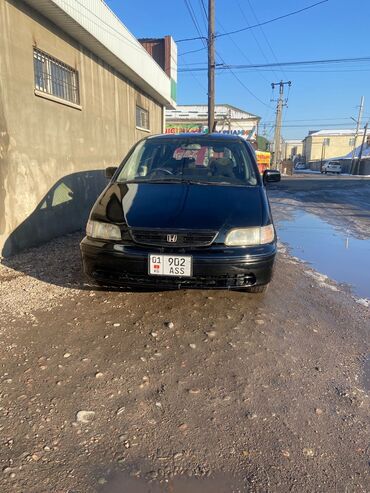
323, 138, 330, 146
136, 106, 149, 130
349, 137, 355, 146
33, 48, 80, 105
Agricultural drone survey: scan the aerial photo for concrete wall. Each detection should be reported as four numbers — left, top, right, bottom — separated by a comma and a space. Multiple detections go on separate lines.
0, 0, 164, 256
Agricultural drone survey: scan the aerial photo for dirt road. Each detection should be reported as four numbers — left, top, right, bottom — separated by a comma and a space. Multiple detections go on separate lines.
0, 176, 369, 492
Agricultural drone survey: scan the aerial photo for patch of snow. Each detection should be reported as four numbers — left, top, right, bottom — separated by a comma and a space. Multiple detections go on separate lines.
304, 270, 339, 292
355, 298, 369, 308
294, 169, 321, 174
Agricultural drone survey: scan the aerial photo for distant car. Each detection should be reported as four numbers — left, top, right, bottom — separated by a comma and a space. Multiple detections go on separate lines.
80, 134, 281, 293
321, 161, 342, 174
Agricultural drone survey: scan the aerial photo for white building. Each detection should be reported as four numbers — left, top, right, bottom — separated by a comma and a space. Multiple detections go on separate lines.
166, 104, 260, 140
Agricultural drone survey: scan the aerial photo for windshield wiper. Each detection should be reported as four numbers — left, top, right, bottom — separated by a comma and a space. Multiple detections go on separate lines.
123, 178, 183, 184
180, 179, 250, 187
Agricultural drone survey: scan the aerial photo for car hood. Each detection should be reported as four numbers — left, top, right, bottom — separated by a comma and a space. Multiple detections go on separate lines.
92, 182, 271, 231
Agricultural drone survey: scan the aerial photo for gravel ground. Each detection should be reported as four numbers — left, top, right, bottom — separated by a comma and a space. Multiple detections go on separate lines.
0, 176, 369, 493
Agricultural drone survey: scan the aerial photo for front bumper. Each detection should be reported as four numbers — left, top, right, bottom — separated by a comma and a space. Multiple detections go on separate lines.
80, 237, 277, 290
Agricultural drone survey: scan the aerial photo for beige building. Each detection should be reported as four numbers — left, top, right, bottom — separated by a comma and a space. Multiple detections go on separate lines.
303, 129, 363, 163
284, 139, 303, 161
0, 0, 176, 256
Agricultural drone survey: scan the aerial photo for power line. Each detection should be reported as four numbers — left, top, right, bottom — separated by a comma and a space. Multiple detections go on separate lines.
197, 0, 208, 34
181, 2, 272, 111
219, 0, 329, 38
215, 17, 271, 84
263, 123, 362, 128
183, 0, 207, 48
200, 0, 208, 21
179, 1, 208, 93
176, 0, 329, 43
237, 0, 282, 80
263, 117, 355, 123
178, 56, 370, 72
179, 66, 370, 73
178, 54, 207, 92
215, 49, 272, 108
180, 46, 207, 56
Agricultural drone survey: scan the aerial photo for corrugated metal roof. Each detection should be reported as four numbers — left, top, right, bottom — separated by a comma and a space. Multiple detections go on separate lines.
166, 104, 260, 121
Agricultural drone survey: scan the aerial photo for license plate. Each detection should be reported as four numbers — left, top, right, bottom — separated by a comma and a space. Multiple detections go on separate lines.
149, 254, 192, 277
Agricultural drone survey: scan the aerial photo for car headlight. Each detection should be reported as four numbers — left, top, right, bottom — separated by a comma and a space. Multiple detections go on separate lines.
86, 220, 121, 240
225, 225, 275, 246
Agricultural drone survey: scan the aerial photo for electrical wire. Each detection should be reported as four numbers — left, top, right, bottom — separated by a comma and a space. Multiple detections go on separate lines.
215, 49, 272, 108
183, 0, 207, 49
176, 0, 329, 42
178, 54, 207, 92
180, 1, 208, 94
215, 18, 271, 84
236, 0, 281, 80
199, 0, 208, 29
178, 56, 370, 72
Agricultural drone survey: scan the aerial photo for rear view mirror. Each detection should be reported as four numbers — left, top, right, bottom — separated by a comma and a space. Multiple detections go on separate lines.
263, 169, 281, 184
105, 166, 118, 180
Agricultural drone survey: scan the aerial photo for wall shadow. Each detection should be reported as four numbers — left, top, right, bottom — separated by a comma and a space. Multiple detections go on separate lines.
2, 170, 106, 258
1, 170, 107, 290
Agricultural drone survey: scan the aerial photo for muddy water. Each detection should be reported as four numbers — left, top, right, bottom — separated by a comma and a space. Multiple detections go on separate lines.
276, 210, 370, 298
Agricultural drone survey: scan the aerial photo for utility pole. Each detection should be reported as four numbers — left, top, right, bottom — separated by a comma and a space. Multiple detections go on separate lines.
271, 80, 291, 170
355, 122, 368, 175
208, 0, 215, 133
350, 96, 365, 174
320, 139, 327, 171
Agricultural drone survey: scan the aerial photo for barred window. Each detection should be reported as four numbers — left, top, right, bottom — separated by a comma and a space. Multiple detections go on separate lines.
136, 106, 149, 130
33, 48, 80, 105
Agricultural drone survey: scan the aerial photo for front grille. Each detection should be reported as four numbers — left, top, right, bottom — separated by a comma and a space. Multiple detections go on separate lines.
130, 229, 217, 248
93, 270, 256, 289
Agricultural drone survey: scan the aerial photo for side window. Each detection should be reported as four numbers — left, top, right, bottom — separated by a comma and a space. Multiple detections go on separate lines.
33, 48, 80, 105
136, 106, 149, 130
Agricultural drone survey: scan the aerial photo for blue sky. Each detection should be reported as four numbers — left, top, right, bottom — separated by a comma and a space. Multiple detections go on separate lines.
106, 0, 370, 141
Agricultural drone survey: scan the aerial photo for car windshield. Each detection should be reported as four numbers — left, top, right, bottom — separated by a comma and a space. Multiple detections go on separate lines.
116, 138, 258, 186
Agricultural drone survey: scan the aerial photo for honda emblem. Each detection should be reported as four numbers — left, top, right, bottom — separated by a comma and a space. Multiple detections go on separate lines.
167, 234, 178, 243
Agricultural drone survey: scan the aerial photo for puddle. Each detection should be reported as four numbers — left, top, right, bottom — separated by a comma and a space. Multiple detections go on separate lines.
100, 473, 244, 492
276, 211, 370, 299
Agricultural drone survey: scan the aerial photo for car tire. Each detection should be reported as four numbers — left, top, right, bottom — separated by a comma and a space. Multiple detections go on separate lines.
245, 284, 269, 293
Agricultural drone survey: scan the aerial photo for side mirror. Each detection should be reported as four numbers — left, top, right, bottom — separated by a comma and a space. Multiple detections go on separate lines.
263, 169, 281, 184
105, 166, 118, 180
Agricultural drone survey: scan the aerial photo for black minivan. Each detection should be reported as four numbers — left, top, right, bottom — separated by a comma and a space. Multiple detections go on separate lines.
80, 134, 280, 292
